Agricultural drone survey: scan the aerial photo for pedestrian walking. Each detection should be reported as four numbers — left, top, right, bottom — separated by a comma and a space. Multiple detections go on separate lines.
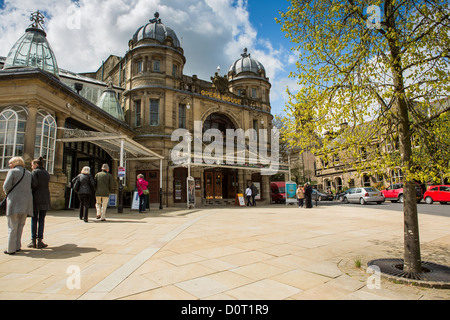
72, 166, 95, 222
28, 156, 50, 249
250, 183, 258, 206
296, 185, 304, 208
3, 157, 33, 255
245, 185, 252, 206
136, 174, 149, 213
94, 163, 113, 221
304, 182, 313, 208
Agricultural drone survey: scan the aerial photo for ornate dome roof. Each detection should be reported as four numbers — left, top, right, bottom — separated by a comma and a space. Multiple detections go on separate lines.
132, 12, 181, 48
3, 11, 59, 78
228, 48, 266, 79
97, 82, 125, 121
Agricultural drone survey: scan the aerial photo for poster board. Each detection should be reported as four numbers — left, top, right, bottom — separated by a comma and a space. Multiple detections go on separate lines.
108, 194, 117, 207
235, 193, 246, 206
131, 191, 140, 210
285, 181, 297, 205
187, 176, 195, 208
254, 182, 261, 200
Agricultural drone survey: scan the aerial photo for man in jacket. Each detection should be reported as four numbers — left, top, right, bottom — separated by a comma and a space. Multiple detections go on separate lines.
94, 164, 113, 221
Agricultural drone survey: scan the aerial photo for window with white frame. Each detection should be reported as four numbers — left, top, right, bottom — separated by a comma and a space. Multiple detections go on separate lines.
0, 106, 27, 170
35, 110, 57, 173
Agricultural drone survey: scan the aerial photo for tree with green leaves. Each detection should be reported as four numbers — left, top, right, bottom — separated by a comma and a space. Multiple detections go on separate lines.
277, 0, 449, 275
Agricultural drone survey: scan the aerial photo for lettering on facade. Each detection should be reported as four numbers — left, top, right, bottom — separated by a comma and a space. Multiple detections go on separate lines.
201, 90, 241, 105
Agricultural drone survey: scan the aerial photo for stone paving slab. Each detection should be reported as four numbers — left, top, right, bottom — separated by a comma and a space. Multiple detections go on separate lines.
0, 204, 449, 301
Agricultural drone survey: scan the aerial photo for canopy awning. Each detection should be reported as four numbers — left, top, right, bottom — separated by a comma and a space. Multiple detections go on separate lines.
58, 128, 164, 161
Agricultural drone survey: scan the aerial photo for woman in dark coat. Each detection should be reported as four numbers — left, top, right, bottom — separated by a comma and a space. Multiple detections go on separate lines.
28, 157, 51, 249
72, 166, 95, 222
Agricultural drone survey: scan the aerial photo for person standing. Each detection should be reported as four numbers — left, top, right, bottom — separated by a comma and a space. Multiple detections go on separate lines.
72, 166, 95, 222
28, 157, 50, 249
136, 174, 149, 213
250, 183, 258, 206
245, 185, 252, 206
94, 164, 113, 221
296, 185, 304, 208
304, 182, 313, 208
3, 157, 33, 255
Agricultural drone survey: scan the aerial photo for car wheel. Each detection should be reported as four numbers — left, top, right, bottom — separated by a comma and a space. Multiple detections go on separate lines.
425, 196, 433, 204
377, 202, 382, 204
343, 197, 349, 204
398, 194, 404, 203
440, 202, 447, 205
360, 198, 366, 205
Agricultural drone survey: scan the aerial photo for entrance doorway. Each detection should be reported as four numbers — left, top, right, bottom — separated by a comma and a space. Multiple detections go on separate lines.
204, 168, 237, 199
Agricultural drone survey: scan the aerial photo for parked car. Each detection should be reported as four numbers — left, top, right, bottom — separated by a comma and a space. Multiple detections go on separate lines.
342, 187, 385, 205
312, 189, 334, 201
423, 185, 450, 204
270, 182, 286, 203
381, 183, 423, 203
336, 190, 349, 201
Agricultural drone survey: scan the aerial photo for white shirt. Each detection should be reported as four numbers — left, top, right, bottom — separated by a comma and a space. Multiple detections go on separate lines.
246, 187, 252, 196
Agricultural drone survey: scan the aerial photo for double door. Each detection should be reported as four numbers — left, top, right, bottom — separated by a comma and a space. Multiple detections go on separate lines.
205, 169, 237, 199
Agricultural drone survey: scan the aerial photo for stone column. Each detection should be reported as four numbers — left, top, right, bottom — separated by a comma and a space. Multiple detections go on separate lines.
23, 104, 38, 167
54, 112, 67, 174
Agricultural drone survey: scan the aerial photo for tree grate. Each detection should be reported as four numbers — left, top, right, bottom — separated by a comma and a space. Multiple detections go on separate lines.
368, 258, 450, 288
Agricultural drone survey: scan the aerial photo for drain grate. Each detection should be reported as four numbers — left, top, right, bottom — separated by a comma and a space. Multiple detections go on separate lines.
368, 258, 450, 288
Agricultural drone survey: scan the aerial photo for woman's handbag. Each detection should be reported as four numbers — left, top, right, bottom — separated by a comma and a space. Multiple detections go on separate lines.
0, 168, 26, 215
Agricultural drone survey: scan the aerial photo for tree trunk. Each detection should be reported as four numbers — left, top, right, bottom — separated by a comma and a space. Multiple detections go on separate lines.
385, 0, 422, 274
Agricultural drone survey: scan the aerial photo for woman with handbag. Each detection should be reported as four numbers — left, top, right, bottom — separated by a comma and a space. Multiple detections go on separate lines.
72, 166, 95, 222
2, 157, 33, 255
136, 174, 149, 213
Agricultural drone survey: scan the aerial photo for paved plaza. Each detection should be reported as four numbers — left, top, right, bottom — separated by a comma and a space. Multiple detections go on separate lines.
0, 204, 449, 300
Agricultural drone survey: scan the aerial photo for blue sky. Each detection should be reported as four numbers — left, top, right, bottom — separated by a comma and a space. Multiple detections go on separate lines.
0, 0, 298, 116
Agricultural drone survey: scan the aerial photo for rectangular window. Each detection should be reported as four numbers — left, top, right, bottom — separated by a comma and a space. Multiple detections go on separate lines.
150, 99, 159, 126
251, 88, 257, 99
135, 100, 141, 127
153, 60, 160, 72
137, 60, 143, 73
172, 64, 178, 77
178, 104, 186, 129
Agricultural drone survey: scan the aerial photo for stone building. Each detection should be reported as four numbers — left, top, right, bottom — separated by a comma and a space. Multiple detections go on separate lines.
0, 12, 287, 209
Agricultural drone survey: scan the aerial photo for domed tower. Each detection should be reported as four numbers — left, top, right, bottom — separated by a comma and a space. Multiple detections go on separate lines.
227, 48, 271, 111
124, 12, 186, 129
3, 11, 59, 79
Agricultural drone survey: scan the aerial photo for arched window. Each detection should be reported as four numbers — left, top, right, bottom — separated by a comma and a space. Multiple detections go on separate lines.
35, 110, 57, 173
0, 106, 27, 170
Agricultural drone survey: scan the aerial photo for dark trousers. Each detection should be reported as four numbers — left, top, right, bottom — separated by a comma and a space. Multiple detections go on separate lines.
297, 198, 304, 208
139, 194, 147, 212
78, 194, 90, 221
31, 210, 47, 240
251, 195, 256, 206
305, 196, 312, 208
246, 196, 251, 206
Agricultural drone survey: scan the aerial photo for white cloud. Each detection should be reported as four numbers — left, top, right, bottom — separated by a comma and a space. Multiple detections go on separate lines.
0, 0, 296, 115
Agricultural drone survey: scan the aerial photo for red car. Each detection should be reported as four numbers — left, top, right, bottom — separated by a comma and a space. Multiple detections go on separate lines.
381, 183, 423, 203
423, 185, 450, 204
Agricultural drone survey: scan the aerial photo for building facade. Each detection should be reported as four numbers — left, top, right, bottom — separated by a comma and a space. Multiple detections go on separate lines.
0, 12, 286, 209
